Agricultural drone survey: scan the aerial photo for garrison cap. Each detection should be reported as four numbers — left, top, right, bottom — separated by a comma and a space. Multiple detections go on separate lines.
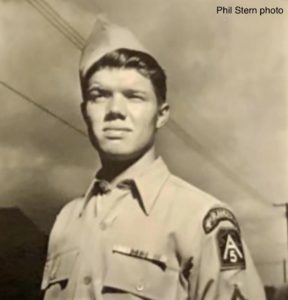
79, 15, 152, 78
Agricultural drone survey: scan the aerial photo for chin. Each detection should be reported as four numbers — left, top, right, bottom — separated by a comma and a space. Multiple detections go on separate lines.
98, 145, 148, 162
94, 138, 155, 162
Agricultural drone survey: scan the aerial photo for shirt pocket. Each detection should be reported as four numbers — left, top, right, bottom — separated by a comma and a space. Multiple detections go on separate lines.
41, 248, 79, 291
103, 245, 178, 300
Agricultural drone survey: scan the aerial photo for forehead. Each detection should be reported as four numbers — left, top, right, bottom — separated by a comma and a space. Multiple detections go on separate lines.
87, 68, 155, 93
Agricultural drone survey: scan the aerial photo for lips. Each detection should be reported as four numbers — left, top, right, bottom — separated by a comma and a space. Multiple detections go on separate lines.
103, 127, 132, 132
103, 127, 132, 139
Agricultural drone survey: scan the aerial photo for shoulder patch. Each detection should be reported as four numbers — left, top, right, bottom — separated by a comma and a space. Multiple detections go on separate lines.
203, 207, 239, 234
217, 228, 246, 271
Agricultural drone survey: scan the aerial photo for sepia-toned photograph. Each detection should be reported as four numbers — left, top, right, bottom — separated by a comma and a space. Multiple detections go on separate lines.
0, 0, 287, 299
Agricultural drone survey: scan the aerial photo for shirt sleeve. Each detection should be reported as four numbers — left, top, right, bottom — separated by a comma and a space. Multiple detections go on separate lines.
192, 206, 266, 300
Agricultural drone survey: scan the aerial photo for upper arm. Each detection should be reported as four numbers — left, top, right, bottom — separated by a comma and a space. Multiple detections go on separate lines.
191, 206, 266, 300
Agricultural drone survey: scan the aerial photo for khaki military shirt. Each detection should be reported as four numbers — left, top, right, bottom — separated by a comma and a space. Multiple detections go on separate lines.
42, 157, 265, 300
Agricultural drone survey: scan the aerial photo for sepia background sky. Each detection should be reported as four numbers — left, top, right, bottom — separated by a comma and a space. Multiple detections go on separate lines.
0, 0, 287, 286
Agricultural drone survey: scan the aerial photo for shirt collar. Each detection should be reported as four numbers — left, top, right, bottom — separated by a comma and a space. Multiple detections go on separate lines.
132, 157, 170, 215
79, 157, 170, 217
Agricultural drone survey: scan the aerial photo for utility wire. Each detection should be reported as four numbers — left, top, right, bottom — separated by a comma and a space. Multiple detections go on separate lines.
0, 81, 87, 138
24, 0, 272, 207
26, 0, 84, 49
34, 0, 85, 45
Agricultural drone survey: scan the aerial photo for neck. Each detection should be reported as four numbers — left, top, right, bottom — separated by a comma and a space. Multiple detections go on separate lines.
98, 147, 157, 183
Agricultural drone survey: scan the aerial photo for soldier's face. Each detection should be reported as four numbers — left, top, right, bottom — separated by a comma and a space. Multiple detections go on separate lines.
82, 68, 169, 161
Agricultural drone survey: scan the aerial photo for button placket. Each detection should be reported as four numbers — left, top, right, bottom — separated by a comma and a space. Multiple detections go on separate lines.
98, 189, 129, 230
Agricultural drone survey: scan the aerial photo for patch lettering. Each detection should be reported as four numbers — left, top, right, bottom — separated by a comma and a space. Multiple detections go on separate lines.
203, 207, 239, 234
217, 228, 246, 271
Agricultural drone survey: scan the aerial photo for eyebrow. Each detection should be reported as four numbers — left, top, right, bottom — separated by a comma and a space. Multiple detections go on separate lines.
123, 89, 147, 96
87, 86, 111, 94
87, 85, 147, 96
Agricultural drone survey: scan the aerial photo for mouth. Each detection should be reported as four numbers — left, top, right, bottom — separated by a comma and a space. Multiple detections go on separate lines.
103, 127, 132, 139
103, 127, 132, 132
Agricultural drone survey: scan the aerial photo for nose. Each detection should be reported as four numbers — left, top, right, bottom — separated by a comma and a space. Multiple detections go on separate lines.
106, 92, 127, 119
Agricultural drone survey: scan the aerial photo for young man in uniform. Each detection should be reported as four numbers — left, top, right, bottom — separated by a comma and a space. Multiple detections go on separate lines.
41, 17, 266, 300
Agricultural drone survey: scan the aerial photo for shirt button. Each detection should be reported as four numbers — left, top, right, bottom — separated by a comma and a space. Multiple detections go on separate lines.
136, 283, 144, 292
83, 276, 92, 285
99, 223, 107, 230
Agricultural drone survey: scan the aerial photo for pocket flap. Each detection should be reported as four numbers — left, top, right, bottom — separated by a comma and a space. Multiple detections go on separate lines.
41, 248, 79, 290
103, 246, 178, 300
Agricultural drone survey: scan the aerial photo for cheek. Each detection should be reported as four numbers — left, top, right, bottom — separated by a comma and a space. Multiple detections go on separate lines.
86, 106, 104, 126
131, 106, 158, 128
143, 114, 158, 132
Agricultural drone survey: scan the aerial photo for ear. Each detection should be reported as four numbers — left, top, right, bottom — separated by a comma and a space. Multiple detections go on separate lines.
156, 102, 170, 129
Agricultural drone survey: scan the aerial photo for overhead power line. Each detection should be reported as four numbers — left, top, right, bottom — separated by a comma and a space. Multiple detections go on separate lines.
24, 0, 272, 207
0, 81, 87, 138
35, 0, 85, 44
26, 0, 85, 49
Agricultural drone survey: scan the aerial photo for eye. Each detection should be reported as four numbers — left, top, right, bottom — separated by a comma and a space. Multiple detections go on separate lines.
86, 89, 111, 102
124, 91, 146, 101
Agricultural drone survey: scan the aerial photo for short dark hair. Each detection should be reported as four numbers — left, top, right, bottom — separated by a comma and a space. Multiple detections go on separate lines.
80, 48, 167, 104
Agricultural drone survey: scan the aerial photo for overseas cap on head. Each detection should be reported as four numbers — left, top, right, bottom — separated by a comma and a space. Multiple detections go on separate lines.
79, 15, 151, 78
